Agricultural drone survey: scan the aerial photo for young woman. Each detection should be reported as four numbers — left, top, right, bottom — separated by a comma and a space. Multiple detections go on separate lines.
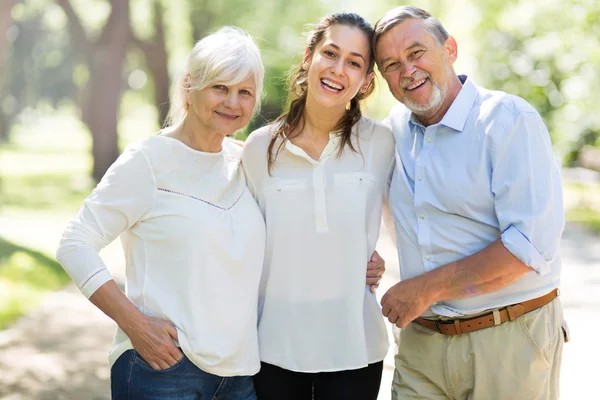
57, 27, 265, 399
242, 13, 395, 400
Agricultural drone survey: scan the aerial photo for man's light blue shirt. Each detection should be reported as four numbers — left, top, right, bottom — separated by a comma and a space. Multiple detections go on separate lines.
387, 75, 564, 317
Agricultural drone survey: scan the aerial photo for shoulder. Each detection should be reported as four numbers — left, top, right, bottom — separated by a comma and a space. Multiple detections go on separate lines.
222, 137, 243, 159
243, 124, 277, 156
476, 88, 542, 126
357, 117, 394, 146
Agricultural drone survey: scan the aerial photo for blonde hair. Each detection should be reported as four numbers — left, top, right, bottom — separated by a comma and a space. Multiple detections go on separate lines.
166, 27, 265, 128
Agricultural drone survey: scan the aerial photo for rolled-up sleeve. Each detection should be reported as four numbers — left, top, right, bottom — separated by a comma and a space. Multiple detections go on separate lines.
491, 109, 564, 275
56, 146, 155, 298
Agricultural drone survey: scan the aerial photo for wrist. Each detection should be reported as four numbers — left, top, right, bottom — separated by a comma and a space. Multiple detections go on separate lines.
116, 305, 146, 336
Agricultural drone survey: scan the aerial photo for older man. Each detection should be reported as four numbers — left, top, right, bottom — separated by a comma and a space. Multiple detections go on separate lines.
375, 6, 566, 400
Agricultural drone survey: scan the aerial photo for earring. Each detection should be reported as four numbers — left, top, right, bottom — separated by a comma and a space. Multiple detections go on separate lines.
345, 101, 351, 111
302, 62, 308, 70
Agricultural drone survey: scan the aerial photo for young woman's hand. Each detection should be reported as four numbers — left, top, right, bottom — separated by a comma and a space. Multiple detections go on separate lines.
366, 250, 385, 292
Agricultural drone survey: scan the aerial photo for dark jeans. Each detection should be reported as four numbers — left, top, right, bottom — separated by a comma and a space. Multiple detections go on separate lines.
253, 361, 383, 400
111, 349, 256, 400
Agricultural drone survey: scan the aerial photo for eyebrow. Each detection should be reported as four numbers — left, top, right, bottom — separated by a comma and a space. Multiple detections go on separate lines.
327, 43, 366, 62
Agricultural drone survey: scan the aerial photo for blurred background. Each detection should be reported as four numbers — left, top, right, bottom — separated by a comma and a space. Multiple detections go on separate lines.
0, 0, 599, 398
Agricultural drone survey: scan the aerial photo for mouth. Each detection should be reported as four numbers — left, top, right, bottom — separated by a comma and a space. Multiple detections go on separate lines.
215, 111, 240, 120
320, 78, 345, 93
403, 77, 428, 92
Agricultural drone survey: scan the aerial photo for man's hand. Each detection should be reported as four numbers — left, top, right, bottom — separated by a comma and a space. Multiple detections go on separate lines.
126, 315, 183, 370
381, 277, 435, 328
366, 250, 385, 292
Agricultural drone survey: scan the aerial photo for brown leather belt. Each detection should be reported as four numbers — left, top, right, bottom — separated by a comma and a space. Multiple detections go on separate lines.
414, 289, 558, 335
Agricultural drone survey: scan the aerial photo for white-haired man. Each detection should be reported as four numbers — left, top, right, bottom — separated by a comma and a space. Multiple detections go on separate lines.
374, 6, 567, 399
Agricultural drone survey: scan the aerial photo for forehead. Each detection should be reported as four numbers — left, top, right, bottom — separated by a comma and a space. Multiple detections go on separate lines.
376, 18, 436, 58
215, 74, 256, 89
320, 24, 370, 55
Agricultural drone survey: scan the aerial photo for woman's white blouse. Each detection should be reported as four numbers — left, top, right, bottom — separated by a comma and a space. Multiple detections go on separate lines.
56, 136, 266, 376
242, 117, 395, 372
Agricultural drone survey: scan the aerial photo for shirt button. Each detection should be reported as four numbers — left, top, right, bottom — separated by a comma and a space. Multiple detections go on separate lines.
426, 137, 432, 143
417, 176, 422, 181
419, 214, 425, 219
425, 255, 430, 260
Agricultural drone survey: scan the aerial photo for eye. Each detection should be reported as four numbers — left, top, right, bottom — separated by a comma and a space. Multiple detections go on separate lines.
240, 89, 254, 96
385, 62, 400, 72
349, 60, 362, 68
323, 50, 336, 58
410, 50, 425, 59
213, 84, 227, 91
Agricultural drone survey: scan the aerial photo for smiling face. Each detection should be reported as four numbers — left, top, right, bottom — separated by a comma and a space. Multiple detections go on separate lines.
186, 75, 257, 136
304, 24, 373, 111
376, 18, 460, 124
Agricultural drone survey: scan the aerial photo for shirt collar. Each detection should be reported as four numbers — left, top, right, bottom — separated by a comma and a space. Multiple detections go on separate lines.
284, 132, 341, 164
408, 75, 478, 133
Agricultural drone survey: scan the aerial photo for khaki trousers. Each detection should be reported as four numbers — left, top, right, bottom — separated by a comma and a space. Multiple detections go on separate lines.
392, 299, 564, 400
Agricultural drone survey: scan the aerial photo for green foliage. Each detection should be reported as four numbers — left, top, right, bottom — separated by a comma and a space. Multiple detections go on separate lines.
0, 237, 71, 329
470, 0, 600, 161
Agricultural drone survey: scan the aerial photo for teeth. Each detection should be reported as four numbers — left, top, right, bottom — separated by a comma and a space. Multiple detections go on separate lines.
321, 79, 343, 90
406, 78, 427, 90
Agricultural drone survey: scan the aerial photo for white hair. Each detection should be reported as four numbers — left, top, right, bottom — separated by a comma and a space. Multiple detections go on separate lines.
166, 27, 265, 128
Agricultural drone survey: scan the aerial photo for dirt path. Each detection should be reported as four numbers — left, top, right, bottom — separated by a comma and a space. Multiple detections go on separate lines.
0, 223, 598, 399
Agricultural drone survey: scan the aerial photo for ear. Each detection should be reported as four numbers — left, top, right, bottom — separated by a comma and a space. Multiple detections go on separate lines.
361, 72, 375, 93
184, 74, 192, 105
444, 36, 458, 65
302, 47, 312, 70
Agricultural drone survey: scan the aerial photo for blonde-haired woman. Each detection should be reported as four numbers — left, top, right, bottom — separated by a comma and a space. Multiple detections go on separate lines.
57, 27, 265, 399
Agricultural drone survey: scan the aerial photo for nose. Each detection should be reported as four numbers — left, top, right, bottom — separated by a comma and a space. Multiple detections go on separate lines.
331, 58, 344, 75
400, 61, 417, 78
223, 92, 239, 108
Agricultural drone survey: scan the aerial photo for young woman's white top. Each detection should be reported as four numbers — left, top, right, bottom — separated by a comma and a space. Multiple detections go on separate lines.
56, 135, 266, 376
242, 117, 395, 372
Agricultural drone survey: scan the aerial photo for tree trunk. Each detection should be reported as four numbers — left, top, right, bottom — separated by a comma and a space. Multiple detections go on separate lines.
0, 0, 16, 142
82, 1, 130, 182
138, 0, 170, 128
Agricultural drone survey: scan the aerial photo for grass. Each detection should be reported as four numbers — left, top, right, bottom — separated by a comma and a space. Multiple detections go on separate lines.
566, 207, 600, 234
0, 237, 72, 329
563, 182, 600, 235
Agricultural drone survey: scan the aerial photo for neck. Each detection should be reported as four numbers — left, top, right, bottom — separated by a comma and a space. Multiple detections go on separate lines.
174, 116, 224, 153
300, 93, 345, 139
417, 74, 463, 127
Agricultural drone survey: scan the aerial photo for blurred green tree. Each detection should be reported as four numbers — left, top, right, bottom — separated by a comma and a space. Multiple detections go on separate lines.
470, 0, 600, 164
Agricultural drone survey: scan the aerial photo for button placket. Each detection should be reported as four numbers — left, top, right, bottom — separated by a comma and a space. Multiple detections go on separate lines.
414, 127, 435, 271
313, 163, 329, 233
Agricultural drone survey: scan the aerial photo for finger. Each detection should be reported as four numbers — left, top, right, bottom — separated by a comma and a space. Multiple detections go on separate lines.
370, 283, 379, 293
387, 311, 400, 325
382, 304, 391, 317
366, 277, 380, 286
370, 250, 381, 262
366, 268, 381, 277
395, 317, 410, 329
168, 345, 183, 361
166, 323, 179, 341
148, 360, 160, 370
156, 359, 171, 370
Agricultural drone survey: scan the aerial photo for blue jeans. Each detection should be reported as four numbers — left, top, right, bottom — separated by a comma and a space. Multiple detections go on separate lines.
111, 350, 256, 400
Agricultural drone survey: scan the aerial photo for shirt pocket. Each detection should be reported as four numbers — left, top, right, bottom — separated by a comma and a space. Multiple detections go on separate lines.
263, 179, 308, 196
334, 173, 378, 189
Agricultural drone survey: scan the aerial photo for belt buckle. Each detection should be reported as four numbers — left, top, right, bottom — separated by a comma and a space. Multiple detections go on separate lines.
434, 320, 443, 334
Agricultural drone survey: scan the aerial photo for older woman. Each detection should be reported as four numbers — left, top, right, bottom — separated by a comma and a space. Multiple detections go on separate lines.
242, 13, 395, 400
56, 27, 265, 399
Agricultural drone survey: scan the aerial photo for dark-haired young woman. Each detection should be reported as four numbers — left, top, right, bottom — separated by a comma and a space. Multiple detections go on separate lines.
242, 13, 395, 400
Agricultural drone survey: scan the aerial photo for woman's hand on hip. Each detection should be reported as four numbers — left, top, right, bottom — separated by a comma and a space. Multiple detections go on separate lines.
127, 314, 183, 370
